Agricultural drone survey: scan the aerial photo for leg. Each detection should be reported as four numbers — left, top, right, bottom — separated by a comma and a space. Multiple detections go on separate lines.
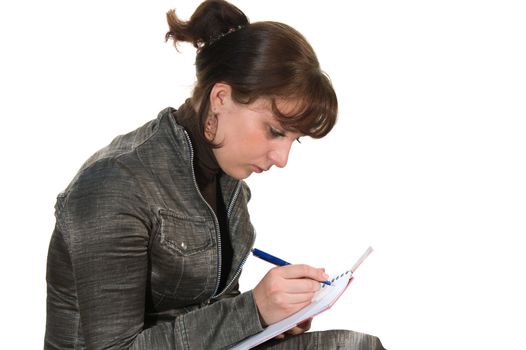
254, 329, 385, 350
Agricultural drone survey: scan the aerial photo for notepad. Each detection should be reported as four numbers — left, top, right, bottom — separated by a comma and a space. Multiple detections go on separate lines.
230, 246, 374, 350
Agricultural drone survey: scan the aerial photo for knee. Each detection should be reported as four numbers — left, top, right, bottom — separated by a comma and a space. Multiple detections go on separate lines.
351, 330, 385, 350
328, 329, 385, 350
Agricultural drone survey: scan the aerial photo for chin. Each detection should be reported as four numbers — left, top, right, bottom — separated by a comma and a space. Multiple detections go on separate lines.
225, 168, 251, 181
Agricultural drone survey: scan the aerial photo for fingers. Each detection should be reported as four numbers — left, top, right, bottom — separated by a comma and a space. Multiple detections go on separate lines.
273, 292, 316, 305
280, 277, 321, 294
280, 318, 314, 338
285, 326, 305, 336
279, 264, 329, 283
253, 264, 327, 326
296, 317, 313, 332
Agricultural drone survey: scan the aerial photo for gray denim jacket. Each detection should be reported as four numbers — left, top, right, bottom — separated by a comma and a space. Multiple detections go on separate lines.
45, 107, 264, 349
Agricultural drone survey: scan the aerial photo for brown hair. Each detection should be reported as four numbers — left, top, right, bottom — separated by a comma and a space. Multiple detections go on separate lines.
165, 0, 337, 140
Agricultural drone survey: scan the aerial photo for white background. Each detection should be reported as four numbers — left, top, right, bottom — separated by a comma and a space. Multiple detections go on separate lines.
1, 1, 525, 349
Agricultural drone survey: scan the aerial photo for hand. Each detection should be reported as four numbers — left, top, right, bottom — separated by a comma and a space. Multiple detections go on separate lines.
273, 318, 313, 340
252, 264, 328, 326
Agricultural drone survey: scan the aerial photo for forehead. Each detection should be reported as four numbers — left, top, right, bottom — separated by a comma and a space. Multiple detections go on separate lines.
242, 97, 304, 137
245, 97, 302, 117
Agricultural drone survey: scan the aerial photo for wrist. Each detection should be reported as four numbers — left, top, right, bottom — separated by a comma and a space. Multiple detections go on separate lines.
251, 288, 268, 327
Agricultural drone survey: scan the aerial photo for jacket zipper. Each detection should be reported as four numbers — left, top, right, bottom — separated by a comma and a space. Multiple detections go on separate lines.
183, 131, 223, 297
213, 184, 256, 299
183, 131, 254, 298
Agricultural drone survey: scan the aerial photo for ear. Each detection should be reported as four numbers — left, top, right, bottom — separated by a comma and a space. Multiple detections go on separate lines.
209, 82, 232, 113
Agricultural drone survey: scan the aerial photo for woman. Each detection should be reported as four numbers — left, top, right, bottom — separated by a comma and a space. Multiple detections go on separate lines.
45, 1, 385, 349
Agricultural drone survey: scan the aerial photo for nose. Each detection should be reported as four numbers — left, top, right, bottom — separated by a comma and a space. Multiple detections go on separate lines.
268, 141, 292, 168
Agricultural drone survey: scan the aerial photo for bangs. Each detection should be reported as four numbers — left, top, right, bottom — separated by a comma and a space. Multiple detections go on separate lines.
270, 71, 338, 138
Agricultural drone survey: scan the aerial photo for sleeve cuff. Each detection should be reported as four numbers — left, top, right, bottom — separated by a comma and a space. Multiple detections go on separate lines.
237, 290, 265, 336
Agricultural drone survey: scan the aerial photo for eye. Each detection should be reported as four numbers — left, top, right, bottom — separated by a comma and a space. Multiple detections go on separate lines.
269, 126, 286, 138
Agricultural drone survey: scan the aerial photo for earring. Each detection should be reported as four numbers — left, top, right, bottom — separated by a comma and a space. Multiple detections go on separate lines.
205, 125, 214, 141
204, 113, 218, 141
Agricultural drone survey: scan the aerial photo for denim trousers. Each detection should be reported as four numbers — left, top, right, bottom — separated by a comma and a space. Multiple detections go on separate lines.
254, 330, 385, 349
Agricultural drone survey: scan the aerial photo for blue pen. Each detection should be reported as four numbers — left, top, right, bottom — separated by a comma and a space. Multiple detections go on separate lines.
251, 248, 332, 286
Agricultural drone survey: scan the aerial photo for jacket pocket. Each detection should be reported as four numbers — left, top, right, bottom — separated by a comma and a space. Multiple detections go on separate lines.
158, 209, 212, 256
150, 209, 216, 306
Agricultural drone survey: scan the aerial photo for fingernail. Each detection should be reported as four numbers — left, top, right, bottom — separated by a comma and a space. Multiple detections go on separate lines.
323, 273, 329, 279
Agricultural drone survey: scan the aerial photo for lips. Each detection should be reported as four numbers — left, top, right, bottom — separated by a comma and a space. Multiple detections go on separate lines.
252, 165, 264, 173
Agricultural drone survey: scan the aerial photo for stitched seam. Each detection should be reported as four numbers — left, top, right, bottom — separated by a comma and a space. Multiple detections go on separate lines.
74, 314, 81, 349
178, 316, 190, 350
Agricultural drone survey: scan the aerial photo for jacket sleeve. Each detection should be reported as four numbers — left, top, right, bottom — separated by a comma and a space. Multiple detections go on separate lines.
61, 160, 264, 349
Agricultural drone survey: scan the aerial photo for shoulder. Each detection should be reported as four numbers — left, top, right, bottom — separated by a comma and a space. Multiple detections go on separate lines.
60, 157, 143, 220
55, 106, 194, 221
61, 108, 180, 196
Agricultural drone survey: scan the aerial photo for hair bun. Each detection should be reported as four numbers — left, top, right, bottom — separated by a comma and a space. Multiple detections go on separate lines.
166, 0, 249, 48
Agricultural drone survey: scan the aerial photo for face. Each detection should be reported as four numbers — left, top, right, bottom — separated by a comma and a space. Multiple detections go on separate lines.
207, 83, 302, 180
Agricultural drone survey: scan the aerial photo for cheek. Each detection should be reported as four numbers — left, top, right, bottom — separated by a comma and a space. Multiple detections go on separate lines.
217, 113, 270, 161
241, 130, 269, 156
